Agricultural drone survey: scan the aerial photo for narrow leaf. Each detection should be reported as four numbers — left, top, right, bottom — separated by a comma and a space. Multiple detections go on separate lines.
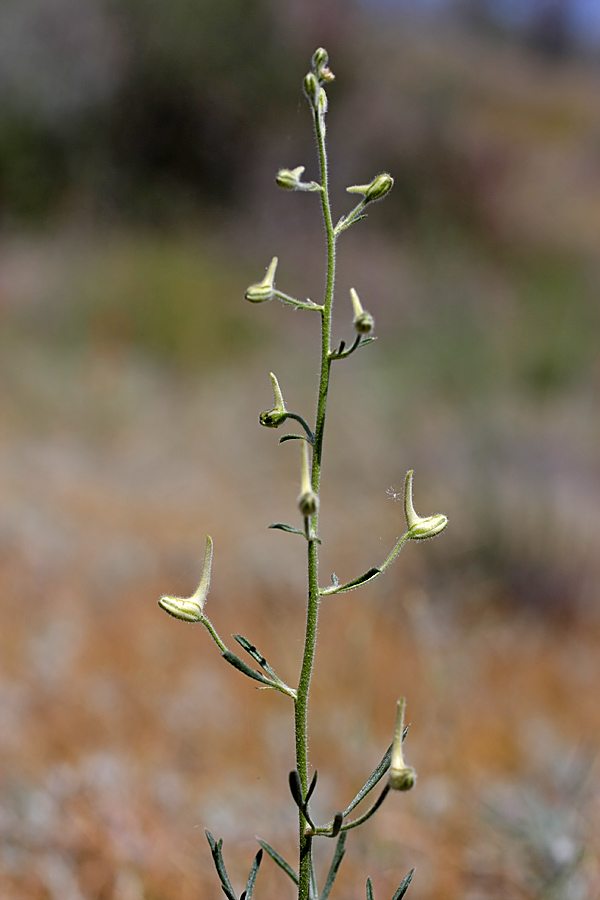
391, 869, 415, 900
331, 573, 339, 585
306, 770, 318, 804
257, 839, 298, 885
357, 336, 377, 349
221, 651, 276, 687
278, 434, 305, 444
366, 876, 374, 900
330, 811, 343, 838
233, 635, 277, 678
289, 770, 304, 808
244, 848, 263, 900
320, 831, 347, 900
268, 523, 305, 536
338, 568, 381, 592
205, 830, 237, 900
310, 857, 319, 900
343, 742, 398, 818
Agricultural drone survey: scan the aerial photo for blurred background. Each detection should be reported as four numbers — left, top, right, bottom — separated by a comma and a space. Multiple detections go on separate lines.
1, 0, 599, 897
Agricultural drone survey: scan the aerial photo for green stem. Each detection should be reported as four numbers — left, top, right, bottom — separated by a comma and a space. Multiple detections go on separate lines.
200, 615, 228, 653
295, 102, 336, 900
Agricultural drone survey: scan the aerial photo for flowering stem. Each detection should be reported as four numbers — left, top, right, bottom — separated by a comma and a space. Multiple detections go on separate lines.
295, 101, 336, 900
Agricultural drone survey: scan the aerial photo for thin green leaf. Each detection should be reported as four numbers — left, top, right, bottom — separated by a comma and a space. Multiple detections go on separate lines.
322, 567, 382, 596
233, 635, 277, 679
330, 812, 343, 838
221, 651, 276, 687
243, 848, 263, 900
366, 876, 374, 900
319, 831, 347, 900
289, 770, 304, 808
331, 573, 339, 585
256, 839, 298, 885
357, 336, 377, 349
268, 522, 306, 536
391, 869, 415, 900
306, 770, 318, 804
310, 856, 318, 900
278, 434, 306, 444
343, 743, 393, 817
288, 770, 316, 829
339, 567, 381, 591
205, 830, 237, 900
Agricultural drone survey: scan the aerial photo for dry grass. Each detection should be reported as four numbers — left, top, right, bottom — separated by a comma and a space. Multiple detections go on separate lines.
0, 337, 599, 900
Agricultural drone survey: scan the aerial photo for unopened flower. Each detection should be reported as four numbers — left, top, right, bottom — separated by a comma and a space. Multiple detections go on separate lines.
159, 535, 213, 622
245, 257, 278, 303
275, 166, 320, 192
311, 48, 335, 82
404, 470, 448, 540
389, 698, 416, 791
350, 287, 374, 334
276, 166, 306, 190
317, 87, 328, 116
259, 372, 288, 428
303, 72, 319, 106
297, 440, 318, 517
347, 173, 394, 203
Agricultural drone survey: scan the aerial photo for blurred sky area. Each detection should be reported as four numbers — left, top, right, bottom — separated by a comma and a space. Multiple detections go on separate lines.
364, 0, 600, 43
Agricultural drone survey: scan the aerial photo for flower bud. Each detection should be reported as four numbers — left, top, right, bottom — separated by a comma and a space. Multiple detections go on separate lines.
303, 72, 319, 106
275, 166, 320, 193
347, 173, 394, 203
311, 48, 335, 83
350, 287, 374, 334
276, 166, 306, 190
245, 256, 278, 303
298, 490, 319, 517
159, 535, 214, 622
312, 47, 328, 73
259, 372, 288, 428
389, 698, 416, 792
365, 173, 394, 202
297, 440, 318, 517
404, 470, 448, 541
317, 87, 328, 116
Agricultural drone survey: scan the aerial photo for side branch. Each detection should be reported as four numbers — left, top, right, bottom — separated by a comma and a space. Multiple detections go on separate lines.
320, 532, 411, 596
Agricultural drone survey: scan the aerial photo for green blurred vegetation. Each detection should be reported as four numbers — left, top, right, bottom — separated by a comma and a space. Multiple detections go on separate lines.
0, 0, 300, 225
3, 232, 265, 371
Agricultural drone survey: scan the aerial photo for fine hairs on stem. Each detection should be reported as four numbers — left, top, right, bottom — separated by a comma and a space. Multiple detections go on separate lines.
157, 48, 448, 900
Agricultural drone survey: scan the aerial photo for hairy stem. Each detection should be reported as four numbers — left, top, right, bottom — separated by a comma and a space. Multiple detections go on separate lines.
295, 102, 336, 900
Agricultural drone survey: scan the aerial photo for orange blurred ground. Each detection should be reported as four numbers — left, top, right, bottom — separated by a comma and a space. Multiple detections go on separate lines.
0, 344, 598, 900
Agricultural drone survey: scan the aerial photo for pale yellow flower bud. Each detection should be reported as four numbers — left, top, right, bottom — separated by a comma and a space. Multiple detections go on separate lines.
276, 166, 306, 190
159, 535, 214, 622
389, 698, 416, 792
259, 372, 288, 428
297, 440, 318, 517
350, 287, 374, 334
404, 470, 448, 540
245, 257, 278, 303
